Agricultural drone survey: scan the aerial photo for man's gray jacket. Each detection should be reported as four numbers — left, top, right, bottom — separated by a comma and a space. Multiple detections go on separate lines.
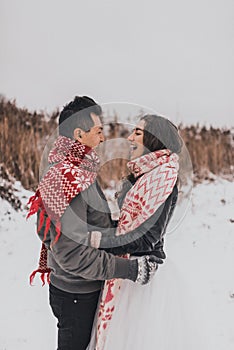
37, 181, 137, 293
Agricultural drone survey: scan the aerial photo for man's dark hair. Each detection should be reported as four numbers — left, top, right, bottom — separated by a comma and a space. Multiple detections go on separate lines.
59, 96, 102, 139
141, 114, 183, 154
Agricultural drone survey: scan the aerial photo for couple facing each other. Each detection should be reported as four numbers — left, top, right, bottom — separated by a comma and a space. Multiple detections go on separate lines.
28, 95, 198, 350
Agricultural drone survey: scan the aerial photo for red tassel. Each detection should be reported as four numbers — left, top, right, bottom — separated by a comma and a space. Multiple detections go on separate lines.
37, 209, 45, 233
47, 271, 51, 284
27, 193, 36, 205
26, 194, 37, 219
40, 272, 45, 286
29, 269, 51, 286
29, 269, 38, 285
29, 243, 51, 286
26, 190, 43, 219
51, 221, 62, 246
43, 216, 51, 242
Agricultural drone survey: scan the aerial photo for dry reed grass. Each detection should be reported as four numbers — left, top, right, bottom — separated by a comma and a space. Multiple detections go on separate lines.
0, 97, 233, 193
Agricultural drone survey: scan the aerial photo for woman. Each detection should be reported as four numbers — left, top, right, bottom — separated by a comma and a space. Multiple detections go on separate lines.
88, 114, 207, 350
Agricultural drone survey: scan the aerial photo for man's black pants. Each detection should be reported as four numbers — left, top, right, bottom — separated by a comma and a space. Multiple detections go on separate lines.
49, 284, 100, 350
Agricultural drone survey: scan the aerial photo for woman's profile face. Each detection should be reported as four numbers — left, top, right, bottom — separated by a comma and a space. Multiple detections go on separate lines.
127, 119, 145, 160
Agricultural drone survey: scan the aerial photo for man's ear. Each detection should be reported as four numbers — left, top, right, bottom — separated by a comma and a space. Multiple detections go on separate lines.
74, 128, 84, 142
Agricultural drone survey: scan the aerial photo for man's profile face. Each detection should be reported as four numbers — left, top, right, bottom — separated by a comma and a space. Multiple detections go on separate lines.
75, 113, 104, 148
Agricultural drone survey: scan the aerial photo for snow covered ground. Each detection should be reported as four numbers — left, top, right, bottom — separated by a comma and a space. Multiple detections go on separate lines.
0, 178, 233, 349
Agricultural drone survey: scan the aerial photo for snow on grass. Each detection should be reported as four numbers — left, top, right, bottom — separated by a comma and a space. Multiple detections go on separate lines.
166, 179, 234, 349
0, 184, 56, 349
0, 179, 233, 349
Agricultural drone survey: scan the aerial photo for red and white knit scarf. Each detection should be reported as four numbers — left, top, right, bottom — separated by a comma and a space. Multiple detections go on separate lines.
95, 149, 179, 349
117, 149, 179, 234
27, 135, 100, 285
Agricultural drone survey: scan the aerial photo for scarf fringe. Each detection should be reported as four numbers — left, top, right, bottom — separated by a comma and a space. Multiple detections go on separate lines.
29, 268, 51, 286
26, 190, 42, 219
38, 208, 46, 233
29, 243, 51, 286
28, 214, 61, 286
43, 216, 51, 241
53, 221, 62, 245
27, 190, 52, 244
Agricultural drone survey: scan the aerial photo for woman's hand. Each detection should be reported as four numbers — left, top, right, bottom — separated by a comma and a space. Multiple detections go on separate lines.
90, 231, 102, 248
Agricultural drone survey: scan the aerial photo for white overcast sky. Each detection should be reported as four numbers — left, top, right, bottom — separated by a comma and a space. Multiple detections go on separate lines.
1, 0, 234, 127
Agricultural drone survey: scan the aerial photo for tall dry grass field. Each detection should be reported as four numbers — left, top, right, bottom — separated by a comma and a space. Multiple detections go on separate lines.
180, 125, 233, 182
0, 97, 233, 193
0, 97, 58, 189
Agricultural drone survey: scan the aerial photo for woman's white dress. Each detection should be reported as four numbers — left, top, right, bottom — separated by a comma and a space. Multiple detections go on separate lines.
88, 258, 210, 350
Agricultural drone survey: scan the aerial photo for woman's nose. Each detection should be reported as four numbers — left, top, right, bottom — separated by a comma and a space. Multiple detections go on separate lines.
100, 133, 105, 142
127, 132, 134, 141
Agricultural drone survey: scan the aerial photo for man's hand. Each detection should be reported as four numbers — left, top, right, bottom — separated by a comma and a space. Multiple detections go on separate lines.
135, 255, 162, 285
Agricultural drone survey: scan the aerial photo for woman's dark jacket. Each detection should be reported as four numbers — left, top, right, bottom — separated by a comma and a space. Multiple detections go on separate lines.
98, 175, 178, 257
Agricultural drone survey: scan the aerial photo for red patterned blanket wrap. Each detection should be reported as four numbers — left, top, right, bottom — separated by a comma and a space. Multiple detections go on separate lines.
27, 135, 100, 285
95, 149, 179, 349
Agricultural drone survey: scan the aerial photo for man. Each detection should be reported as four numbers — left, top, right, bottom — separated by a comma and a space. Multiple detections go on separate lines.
28, 96, 159, 350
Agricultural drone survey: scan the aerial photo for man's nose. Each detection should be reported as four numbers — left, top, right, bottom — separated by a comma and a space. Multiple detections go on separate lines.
99, 133, 105, 142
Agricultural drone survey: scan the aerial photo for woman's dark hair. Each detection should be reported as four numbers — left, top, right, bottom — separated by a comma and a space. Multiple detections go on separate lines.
59, 96, 102, 139
140, 114, 183, 154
